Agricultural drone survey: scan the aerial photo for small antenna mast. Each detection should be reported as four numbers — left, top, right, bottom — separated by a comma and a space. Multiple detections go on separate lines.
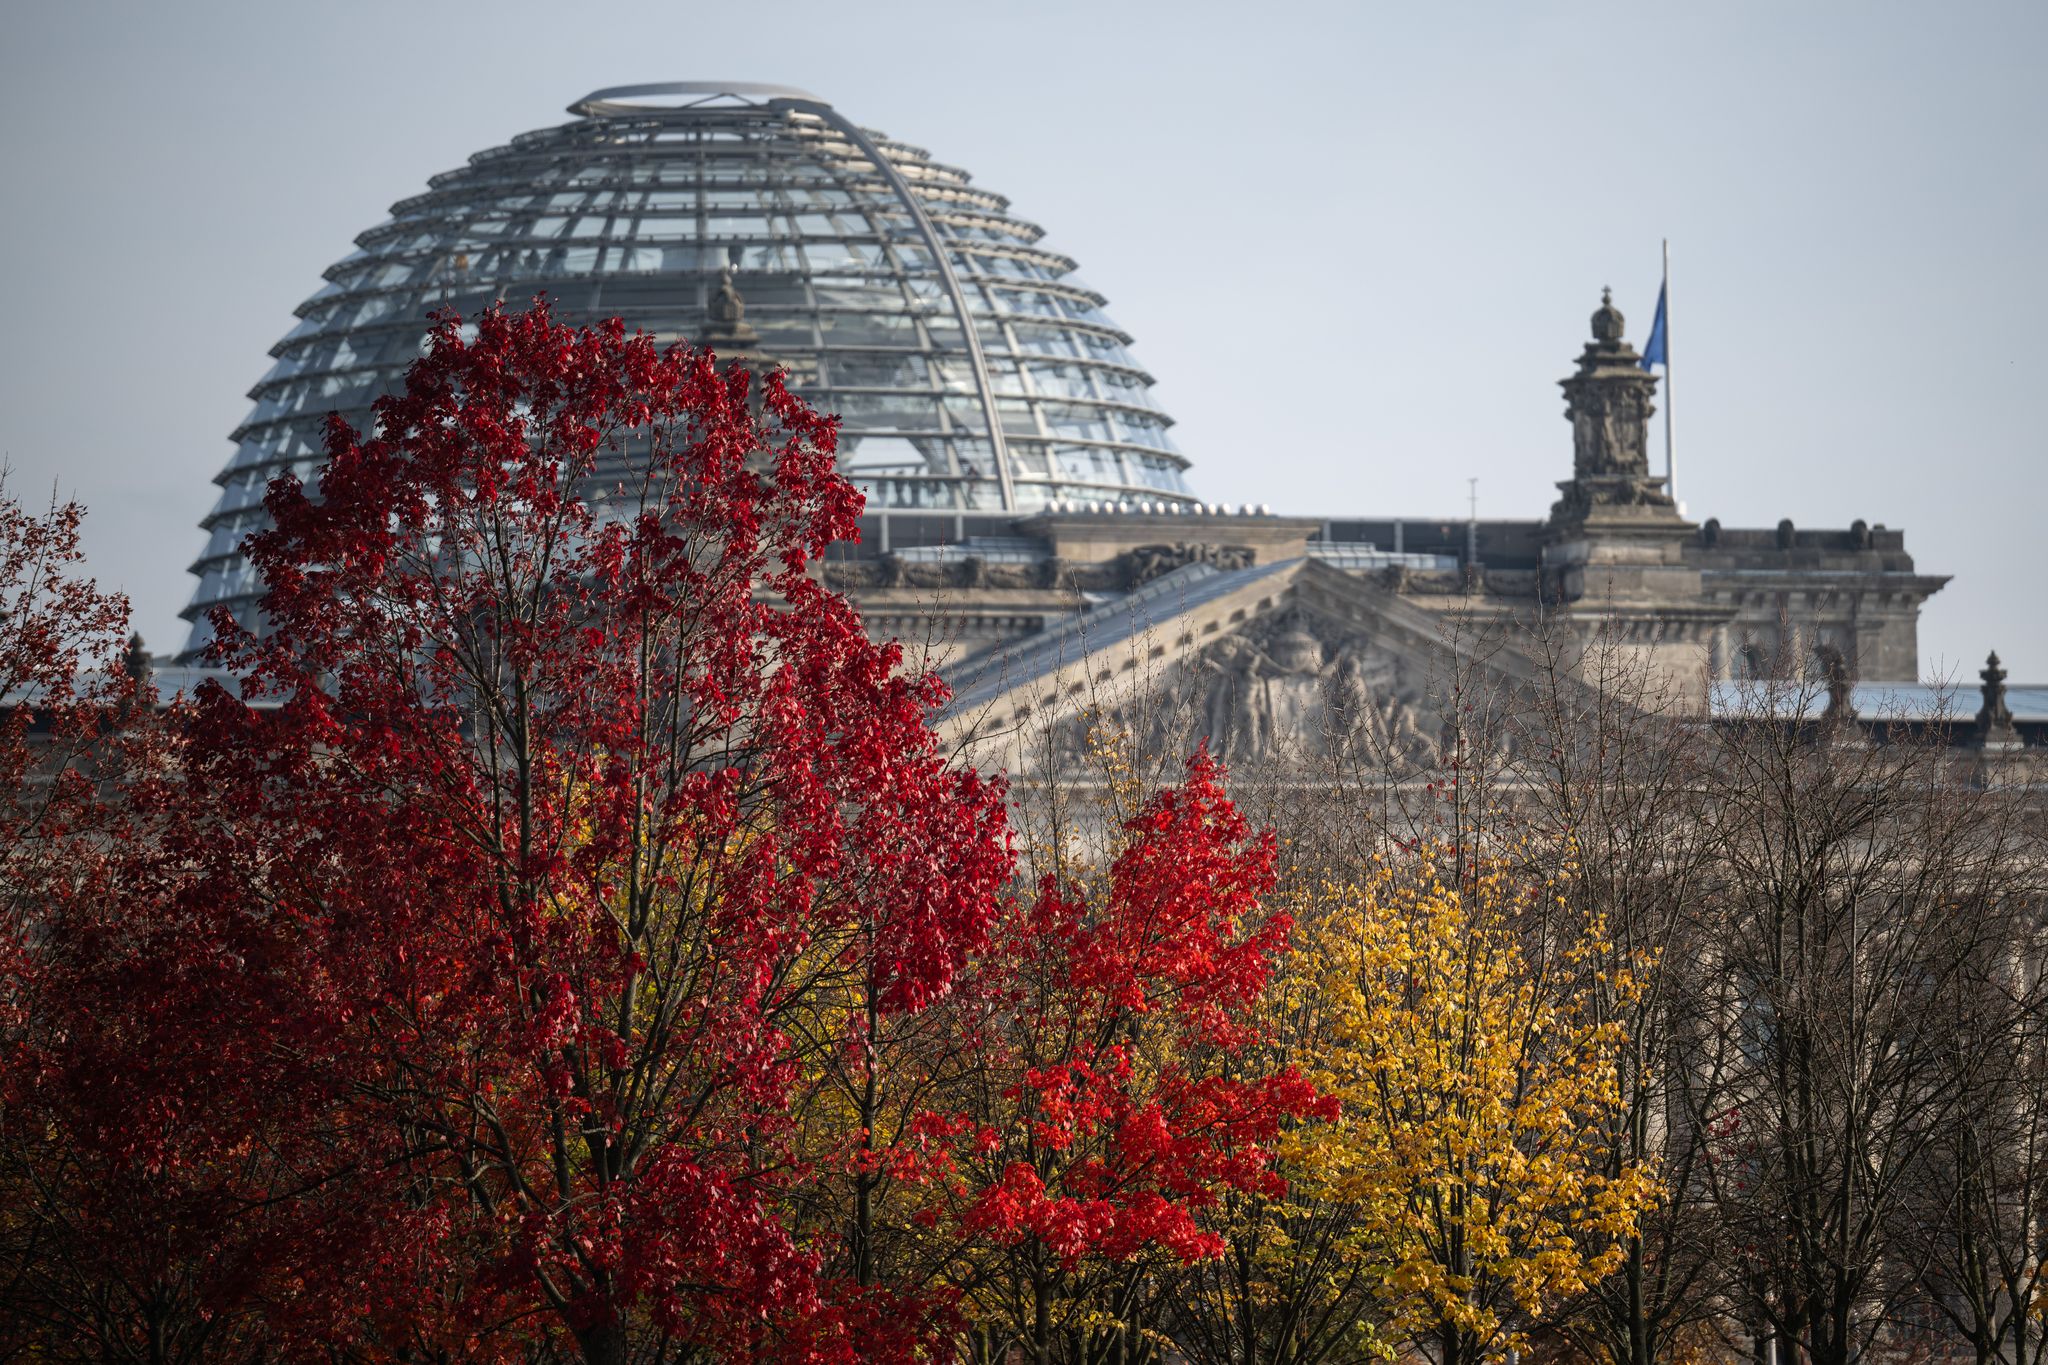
1466, 477, 1479, 566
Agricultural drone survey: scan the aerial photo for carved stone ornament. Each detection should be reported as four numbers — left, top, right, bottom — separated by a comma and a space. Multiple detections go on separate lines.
1121, 542, 1256, 588
1044, 608, 1438, 771
1977, 650, 2020, 744
824, 554, 1041, 591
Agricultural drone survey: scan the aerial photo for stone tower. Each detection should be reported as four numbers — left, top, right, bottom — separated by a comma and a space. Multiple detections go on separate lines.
1551, 288, 1677, 526
1543, 289, 1722, 690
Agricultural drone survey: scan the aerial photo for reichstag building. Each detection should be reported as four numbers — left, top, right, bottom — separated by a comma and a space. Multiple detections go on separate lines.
172, 82, 2043, 770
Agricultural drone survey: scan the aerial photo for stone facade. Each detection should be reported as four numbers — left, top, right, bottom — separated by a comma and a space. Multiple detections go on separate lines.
116, 288, 2038, 779
822, 291, 2018, 771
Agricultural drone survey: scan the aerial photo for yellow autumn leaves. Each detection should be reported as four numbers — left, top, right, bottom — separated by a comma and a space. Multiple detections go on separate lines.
1275, 851, 1659, 1365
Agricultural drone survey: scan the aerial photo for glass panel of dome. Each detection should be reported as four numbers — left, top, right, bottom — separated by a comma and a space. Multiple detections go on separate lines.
1054, 448, 1123, 483
1130, 456, 1192, 493
939, 395, 988, 427
1026, 365, 1094, 400
1006, 445, 1052, 478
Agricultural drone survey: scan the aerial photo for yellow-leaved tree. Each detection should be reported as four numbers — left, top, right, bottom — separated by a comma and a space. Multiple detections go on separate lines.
1290, 850, 1658, 1365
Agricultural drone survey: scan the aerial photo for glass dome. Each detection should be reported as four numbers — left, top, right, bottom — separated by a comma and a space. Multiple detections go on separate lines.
182, 81, 1195, 652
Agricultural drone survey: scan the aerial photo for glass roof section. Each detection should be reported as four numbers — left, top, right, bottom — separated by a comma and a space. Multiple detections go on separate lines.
182, 81, 1194, 652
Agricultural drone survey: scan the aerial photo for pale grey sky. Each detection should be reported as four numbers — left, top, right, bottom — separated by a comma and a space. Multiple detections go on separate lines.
2, 0, 2042, 677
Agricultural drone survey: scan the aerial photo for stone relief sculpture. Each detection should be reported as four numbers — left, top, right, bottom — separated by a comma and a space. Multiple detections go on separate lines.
1038, 608, 1438, 772
1122, 542, 1256, 587
823, 555, 1044, 591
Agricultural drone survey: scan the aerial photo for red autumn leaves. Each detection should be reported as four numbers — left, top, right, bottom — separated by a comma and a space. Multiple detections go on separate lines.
0, 302, 1320, 1363
946, 757, 1333, 1275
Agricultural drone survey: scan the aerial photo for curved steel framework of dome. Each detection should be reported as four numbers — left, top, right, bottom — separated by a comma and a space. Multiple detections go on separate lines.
182, 81, 1195, 650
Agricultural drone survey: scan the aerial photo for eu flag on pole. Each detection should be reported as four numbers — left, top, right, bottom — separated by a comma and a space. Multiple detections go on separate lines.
1640, 281, 1668, 370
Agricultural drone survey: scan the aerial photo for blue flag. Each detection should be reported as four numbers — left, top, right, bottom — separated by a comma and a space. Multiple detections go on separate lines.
1640, 280, 1668, 369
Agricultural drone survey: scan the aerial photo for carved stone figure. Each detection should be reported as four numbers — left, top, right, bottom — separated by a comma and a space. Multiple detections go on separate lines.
825, 554, 1046, 592
821, 560, 879, 589
701, 264, 760, 350
982, 562, 1044, 589
1121, 542, 1256, 588
1398, 571, 1467, 597
1201, 636, 1281, 762
1815, 642, 1856, 722
1188, 610, 1434, 767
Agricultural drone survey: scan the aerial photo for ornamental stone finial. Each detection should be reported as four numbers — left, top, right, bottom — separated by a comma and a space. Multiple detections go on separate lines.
1591, 286, 1626, 344
1977, 650, 2019, 744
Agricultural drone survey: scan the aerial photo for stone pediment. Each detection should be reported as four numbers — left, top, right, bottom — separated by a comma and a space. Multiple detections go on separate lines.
938, 558, 1550, 778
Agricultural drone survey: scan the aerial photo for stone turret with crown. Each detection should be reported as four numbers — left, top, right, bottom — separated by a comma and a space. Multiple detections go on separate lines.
1540, 286, 1707, 644
1551, 287, 1679, 528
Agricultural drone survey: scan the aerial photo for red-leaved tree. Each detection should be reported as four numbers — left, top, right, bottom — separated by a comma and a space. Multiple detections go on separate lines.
0, 474, 132, 993
0, 478, 151, 1358
927, 747, 1332, 1364
0, 485, 310, 1362
140, 301, 1011, 1362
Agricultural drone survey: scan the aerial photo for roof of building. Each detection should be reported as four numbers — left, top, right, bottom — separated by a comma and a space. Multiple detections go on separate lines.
941, 558, 1303, 719
1706, 680, 2048, 724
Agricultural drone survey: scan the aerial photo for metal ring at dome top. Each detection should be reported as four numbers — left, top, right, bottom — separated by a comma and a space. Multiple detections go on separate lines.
569, 82, 827, 116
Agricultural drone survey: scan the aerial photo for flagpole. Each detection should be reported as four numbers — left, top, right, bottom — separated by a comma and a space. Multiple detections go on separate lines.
1663, 238, 1677, 507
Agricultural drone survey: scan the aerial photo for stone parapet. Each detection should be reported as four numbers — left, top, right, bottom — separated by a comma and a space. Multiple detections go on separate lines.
1013, 510, 1321, 566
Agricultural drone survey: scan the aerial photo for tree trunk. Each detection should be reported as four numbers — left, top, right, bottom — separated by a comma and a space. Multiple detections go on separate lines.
1624, 1237, 1651, 1365
1438, 1322, 1482, 1365
1034, 1254, 1053, 1365
853, 992, 879, 1287
577, 1318, 630, 1365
